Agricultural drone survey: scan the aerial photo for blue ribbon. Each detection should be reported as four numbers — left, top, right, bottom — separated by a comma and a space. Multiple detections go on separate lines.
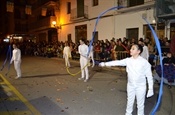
1, 45, 11, 71
89, 6, 164, 115
5, 45, 12, 76
0, 45, 12, 76
143, 18, 164, 115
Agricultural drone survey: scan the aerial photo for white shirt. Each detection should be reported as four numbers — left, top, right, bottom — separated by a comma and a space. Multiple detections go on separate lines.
105, 56, 153, 89
63, 46, 71, 58
141, 45, 149, 60
78, 44, 88, 58
11, 48, 21, 62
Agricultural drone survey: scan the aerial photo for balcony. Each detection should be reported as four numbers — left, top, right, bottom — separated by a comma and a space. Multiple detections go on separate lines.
32, 0, 58, 10
70, 5, 88, 22
156, 0, 175, 19
117, 0, 155, 13
29, 16, 56, 32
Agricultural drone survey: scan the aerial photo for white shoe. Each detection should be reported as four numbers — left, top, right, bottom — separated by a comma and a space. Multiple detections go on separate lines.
15, 76, 21, 79
78, 78, 84, 80
84, 79, 88, 82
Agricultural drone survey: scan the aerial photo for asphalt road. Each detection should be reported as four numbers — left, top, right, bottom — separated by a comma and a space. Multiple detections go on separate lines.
0, 56, 175, 115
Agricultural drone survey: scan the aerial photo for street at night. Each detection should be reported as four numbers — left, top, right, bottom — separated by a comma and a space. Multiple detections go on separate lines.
1, 0, 175, 114
0, 56, 175, 115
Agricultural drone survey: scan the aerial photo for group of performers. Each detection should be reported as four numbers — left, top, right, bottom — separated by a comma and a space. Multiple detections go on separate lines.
63, 38, 154, 115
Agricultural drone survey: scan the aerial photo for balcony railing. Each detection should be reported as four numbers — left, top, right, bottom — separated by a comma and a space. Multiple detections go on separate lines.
32, 0, 58, 10
118, 0, 155, 8
70, 5, 88, 21
29, 16, 56, 31
117, 0, 155, 13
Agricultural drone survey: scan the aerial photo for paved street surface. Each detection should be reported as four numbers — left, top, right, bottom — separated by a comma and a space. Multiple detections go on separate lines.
0, 56, 175, 115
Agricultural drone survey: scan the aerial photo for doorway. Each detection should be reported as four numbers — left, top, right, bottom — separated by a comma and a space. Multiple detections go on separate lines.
126, 28, 139, 43
75, 24, 87, 43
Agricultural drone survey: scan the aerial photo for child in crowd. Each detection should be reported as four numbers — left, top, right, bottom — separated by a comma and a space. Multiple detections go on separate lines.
154, 52, 175, 85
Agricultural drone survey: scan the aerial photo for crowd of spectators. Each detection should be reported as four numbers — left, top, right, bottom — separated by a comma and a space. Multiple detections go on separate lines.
0, 36, 174, 66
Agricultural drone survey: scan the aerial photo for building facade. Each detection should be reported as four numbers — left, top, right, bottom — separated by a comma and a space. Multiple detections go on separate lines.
0, 0, 175, 43
59, 0, 175, 43
27, 0, 60, 43
0, 0, 60, 43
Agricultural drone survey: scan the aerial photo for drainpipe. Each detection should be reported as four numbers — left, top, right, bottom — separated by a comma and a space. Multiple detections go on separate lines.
165, 19, 175, 39
113, 0, 117, 39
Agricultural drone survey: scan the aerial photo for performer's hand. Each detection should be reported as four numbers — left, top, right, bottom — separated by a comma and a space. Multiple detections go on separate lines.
99, 62, 105, 67
146, 89, 154, 98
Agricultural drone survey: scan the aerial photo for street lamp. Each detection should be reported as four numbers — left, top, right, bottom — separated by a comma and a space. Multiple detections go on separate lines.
52, 21, 61, 29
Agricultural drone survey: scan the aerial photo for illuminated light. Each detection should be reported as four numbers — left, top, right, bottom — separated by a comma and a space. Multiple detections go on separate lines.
52, 21, 56, 25
7, 35, 10, 38
3, 38, 10, 42
52, 21, 61, 29
13, 36, 22, 39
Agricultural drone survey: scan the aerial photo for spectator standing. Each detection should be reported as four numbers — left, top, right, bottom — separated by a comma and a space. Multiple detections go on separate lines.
139, 39, 149, 60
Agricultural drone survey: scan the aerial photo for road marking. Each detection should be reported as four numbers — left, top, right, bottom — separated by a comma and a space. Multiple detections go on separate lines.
0, 74, 41, 115
0, 111, 32, 115
0, 97, 19, 101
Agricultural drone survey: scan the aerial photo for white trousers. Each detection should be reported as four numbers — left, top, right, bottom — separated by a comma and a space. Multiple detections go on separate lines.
89, 52, 95, 67
125, 84, 146, 115
14, 61, 21, 77
80, 56, 89, 80
64, 54, 70, 67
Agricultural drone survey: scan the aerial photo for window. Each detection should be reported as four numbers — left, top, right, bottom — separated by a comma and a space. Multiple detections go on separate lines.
67, 2, 71, 14
118, 0, 127, 7
126, 28, 138, 43
92, 31, 98, 42
67, 34, 72, 42
92, 0, 98, 6
128, 0, 144, 7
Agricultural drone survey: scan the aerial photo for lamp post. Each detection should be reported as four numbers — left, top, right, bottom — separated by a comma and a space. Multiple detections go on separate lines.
52, 21, 61, 29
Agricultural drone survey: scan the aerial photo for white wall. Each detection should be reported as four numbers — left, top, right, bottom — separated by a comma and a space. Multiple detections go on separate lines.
59, 0, 156, 42
87, 0, 116, 18
115, 8, 155, 39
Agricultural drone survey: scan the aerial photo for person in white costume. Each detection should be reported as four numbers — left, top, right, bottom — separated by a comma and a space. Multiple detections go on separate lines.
138, 39, 149, 60
99, 44, 154, 115
63, 42, 72, 67
88, 42, 95, 67
78, 39, 89, 82
10, 44, 22, 79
